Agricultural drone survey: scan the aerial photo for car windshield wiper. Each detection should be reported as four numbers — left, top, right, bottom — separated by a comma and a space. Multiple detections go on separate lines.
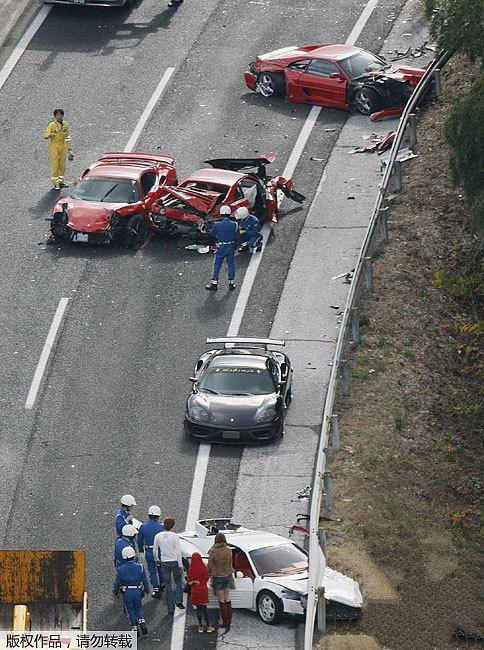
199, 387, 220, 395
229, 392, 252, 396
100, 184, 120, 202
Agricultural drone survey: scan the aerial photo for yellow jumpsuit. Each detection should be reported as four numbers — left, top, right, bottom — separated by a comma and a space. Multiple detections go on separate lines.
44, 120, 72, 186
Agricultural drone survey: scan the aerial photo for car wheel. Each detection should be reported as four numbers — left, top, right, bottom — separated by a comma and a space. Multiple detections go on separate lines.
125, 213, 152, 250
353, 87, 381, 116
257, 73, 285, 98
257, 590, 284, 624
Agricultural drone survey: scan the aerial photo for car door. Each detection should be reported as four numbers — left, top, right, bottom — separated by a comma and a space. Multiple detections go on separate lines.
230, 548, 256, 609
296, 58, 348, 108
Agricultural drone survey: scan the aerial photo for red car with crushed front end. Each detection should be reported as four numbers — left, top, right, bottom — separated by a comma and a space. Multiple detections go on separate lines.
49, 152, 178, 249
245, 44, 426, 116
150, 155, 304, 243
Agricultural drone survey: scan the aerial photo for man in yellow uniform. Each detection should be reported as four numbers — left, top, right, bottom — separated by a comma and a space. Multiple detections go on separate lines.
44, 109, 74, 191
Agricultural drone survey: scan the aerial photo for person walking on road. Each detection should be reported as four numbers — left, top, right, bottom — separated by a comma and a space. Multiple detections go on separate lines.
187, 552, 215, 634
113, 546, 149, 637
115, 494, 137, 538
44, 109, 74, 191
235, 206, 263, 252
207, 533, 234, 632
138, 506, 165, 599
206, 205, 238, 292
114, 524, 138, 569
153, 518, 185, 615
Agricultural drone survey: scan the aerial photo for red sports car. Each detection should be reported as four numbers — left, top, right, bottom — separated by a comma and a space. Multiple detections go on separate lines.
150, 155, 304, 242
244, 44, 426, 116
49, 152, 178, 248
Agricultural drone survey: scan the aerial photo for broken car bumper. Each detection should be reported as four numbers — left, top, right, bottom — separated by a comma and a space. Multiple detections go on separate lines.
244, 71, 257, 91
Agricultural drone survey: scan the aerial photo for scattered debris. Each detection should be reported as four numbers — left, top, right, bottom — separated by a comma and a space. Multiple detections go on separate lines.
380, 146, 418, 173
351, 130, 395, 154
388, 41, 437, 61
347, 196, 356, 200
331, 270, 355, 281
452, 627, 484, 644
324, 128, 336, 132
330, 305, 340, 309
296, 486, 311, 500
310, 156, 324, 161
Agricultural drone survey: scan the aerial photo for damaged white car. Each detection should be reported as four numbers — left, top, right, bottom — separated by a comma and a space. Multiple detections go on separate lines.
179, 518, 363, 624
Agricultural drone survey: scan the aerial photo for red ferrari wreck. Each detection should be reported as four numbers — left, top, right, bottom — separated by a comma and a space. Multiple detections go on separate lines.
244, 44, 426, 116
49, 152, 178, 248
149, 155, 305, 241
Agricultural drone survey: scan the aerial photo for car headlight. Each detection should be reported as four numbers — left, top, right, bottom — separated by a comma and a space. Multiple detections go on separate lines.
191, 406, 210, 423
255, 405, 276, 423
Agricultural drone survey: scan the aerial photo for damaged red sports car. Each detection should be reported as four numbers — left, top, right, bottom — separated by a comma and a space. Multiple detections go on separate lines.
150, 155, 304, 242
49, 152, 178, 249
244, 44, 426, 116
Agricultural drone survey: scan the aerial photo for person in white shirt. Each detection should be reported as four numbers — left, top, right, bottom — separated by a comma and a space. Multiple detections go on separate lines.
153, 518, 185, 614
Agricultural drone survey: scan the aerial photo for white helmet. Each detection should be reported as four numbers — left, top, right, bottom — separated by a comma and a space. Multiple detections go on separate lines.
120, 494, 137, 507
235, 206, 249, 220
148, 505, 162, 517
122, 546, 136, 560
220, 205, 232, 216
122, 524, 137, 538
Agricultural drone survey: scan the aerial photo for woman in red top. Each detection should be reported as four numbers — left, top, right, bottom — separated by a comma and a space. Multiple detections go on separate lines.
187, 553, 215, 633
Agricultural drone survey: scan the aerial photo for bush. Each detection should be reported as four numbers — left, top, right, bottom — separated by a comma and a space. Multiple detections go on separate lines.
424, 0, 483, 63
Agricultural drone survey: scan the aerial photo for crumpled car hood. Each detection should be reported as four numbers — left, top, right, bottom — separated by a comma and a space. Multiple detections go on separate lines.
53, 198, 123, 233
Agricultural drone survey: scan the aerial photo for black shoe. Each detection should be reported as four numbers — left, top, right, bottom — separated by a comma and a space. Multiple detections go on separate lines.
138, 620, 148, 636
176, 603, 186, 609
256, 245, 262, 252
152, 590, 163, 599
206, 282, 218, 291
238, 245, 249, 252
228, 281, 236, 291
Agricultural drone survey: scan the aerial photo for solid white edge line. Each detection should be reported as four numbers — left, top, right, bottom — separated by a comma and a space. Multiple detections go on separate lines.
0, 5, 51, 92
25, 298, 69, 410
171, 0, 382, 643
124, 67, 175, 153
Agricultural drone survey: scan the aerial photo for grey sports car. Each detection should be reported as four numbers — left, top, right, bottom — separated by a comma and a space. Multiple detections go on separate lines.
184, 338, 292, 443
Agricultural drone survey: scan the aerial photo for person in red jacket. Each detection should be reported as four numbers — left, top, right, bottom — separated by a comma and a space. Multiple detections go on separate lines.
187, 553, 215, 634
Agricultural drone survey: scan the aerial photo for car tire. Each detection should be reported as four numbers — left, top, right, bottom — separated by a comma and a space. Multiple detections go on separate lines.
125, 213, 151, 250
257, 72, 285, 98
353, 87, 381, 116
257, 590, 284, 624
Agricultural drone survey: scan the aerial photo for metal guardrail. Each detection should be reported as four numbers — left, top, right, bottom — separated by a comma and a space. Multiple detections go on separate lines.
303, 51, 451, 649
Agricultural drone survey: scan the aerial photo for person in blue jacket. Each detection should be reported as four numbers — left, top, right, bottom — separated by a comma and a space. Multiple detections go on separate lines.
138, 505, 165, 599
115, 494, 137, 538
235, 206, 263, 252
113, 546, 150, 637
206, 205, 238, 291
114, 524, 138, 569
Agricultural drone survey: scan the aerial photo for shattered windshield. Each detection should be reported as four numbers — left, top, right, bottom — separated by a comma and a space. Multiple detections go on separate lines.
71, 177, 140, 203
249, 545, 308, 577
339, 52, 386, 79
199, 366, 275, 396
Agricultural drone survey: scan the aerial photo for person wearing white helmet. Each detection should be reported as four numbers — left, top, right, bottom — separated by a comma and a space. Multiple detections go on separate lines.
235, 206, 263, 253
206, 205, 238, 291
115, 494, 137, 538
113, 546, 150, 637
114, 524, 138, 569
137, 506, 165, 599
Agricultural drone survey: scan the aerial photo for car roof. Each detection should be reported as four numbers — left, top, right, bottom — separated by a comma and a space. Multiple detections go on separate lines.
88, 164, 143, 180
311, 44, 362, 60
210, 353, 268, 369
181, 527, 297, 553
184, 167, 246, 186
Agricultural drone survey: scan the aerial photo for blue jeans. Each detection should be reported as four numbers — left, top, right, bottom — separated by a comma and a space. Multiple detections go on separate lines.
146, 549, 164, 589
212, 244, 235, 281
122, 588, 144, 626
160, 561, 183, 612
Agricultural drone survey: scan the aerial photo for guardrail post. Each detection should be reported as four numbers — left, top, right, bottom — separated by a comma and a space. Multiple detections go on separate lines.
330, 414, 340, 451
323, 472, 333, 510
379, 208, 389, 243
340, 360, 350, 396
433, 68, 441, 96
363, 256, 373, 295
317, 587, 326, 633
351, 307, 361, 343
393, 160, 403, 193
407, 113, 417, 149
318, 529, 327, 558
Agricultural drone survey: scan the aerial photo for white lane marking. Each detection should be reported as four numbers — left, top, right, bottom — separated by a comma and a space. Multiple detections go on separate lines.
25, 298, 69, 410
124, 67, 175, 152
170, 0, 381, 644
0, 5, 51, 93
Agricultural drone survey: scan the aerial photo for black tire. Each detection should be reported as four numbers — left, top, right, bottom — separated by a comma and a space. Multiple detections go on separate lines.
125, 213, 151, 250
257, 72, 286, 98
257, 590, 284, 624
353, 86, 381, 116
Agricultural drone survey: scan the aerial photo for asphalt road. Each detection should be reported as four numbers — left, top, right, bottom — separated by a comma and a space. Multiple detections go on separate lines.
0, 0, 406, 646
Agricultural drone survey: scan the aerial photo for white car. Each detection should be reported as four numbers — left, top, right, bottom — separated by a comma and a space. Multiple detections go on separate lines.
179, 518, 363, 624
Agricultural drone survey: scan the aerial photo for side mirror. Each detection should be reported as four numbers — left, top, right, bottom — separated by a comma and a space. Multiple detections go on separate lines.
329, 72, 344, 81
189, 377, 197, 383
235, 571, 244, 579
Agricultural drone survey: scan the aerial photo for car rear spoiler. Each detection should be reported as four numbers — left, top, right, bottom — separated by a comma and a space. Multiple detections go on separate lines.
203, 154, 277, 180
206, 337, 285, 349
99, 151, 175, 167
